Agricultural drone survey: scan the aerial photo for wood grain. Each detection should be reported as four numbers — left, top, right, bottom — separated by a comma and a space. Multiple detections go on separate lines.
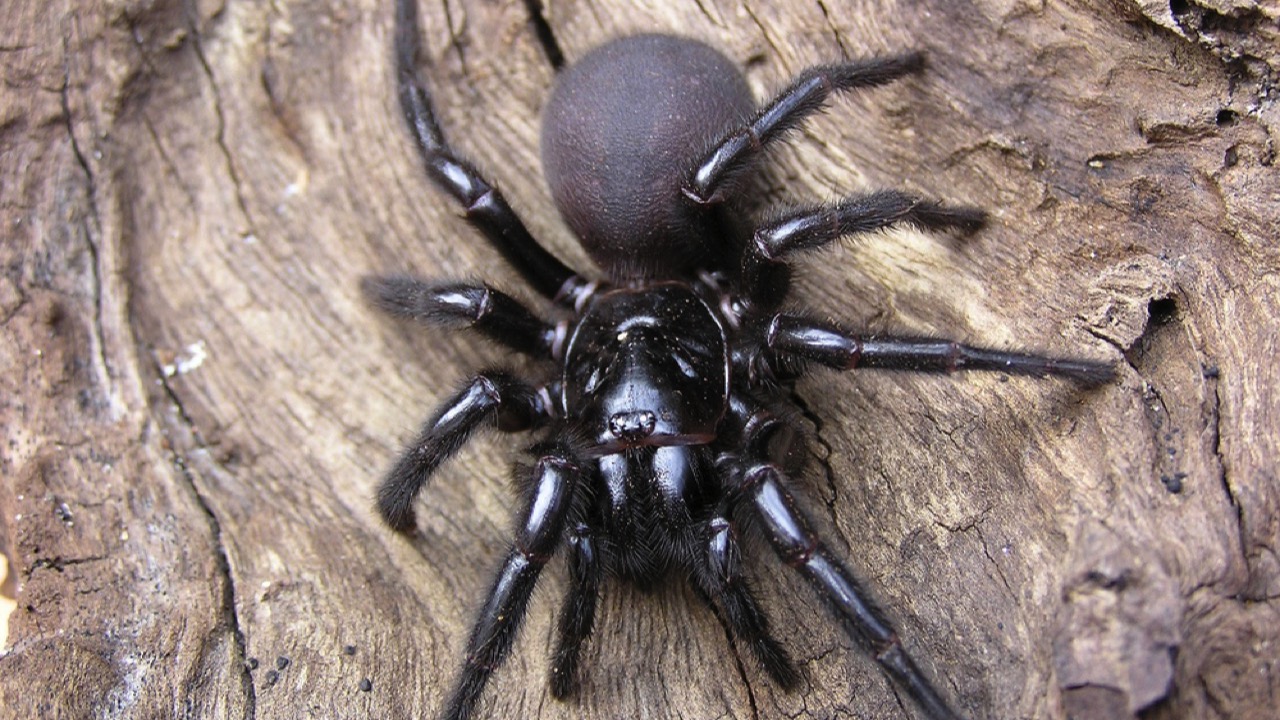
2, 1, 1277, 718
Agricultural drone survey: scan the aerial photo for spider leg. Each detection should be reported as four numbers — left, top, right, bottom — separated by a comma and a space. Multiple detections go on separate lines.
728, 398, 964, 720
741, 191, 985, 306
684, 53, 925, 205
690, 510, 799, 689
766, 313, 1116, 385
753, 191, 985, 260
362, 276, 562, 359
548, 523, 601, 699
394, 0, 590, 303
443, 444, 583, 720
377, 371, 551, 532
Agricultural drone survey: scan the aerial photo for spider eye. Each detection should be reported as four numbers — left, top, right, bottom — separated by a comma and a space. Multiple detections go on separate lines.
584, 367, 603, 394
671, 352, 697, 378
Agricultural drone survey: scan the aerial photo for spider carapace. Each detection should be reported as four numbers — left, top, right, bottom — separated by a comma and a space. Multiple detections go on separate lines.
365, 2, 1115, 718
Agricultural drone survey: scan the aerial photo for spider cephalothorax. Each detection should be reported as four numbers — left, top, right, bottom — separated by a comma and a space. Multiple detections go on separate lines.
366, 2, 1114, 719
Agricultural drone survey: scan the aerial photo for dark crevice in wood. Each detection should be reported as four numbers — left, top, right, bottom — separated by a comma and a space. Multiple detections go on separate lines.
789, 389, 851, 552
184, 5, 257, 241
154, 360, 258, 718
59, 30, 108, 396
522, 0, 564, 70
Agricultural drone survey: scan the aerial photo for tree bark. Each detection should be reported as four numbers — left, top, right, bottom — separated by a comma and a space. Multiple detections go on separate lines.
2, 1, 1277, 719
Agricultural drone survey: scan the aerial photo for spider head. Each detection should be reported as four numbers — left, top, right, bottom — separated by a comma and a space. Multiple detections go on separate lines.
562, 285, 729, 454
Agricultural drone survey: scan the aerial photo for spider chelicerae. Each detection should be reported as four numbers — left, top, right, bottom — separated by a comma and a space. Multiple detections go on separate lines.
365, 2, 1114, 719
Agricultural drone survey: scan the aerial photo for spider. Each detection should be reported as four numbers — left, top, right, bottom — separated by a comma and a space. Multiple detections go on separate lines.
365, 2, 1114, 719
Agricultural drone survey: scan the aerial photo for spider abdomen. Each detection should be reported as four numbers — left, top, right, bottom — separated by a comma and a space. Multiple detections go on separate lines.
541, 34, 755, 277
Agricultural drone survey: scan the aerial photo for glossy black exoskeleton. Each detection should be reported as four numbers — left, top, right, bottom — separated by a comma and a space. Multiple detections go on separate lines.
365, 2, 1115, 719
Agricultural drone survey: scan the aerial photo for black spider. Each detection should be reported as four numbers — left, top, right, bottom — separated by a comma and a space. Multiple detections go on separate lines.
365, 2, 1114, 719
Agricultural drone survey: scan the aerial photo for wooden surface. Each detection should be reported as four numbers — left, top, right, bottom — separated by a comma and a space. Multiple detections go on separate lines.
2, 1, 1277, 718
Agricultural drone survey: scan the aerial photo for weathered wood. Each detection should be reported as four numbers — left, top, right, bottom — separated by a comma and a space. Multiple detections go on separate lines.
2, 1, 1277, 719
